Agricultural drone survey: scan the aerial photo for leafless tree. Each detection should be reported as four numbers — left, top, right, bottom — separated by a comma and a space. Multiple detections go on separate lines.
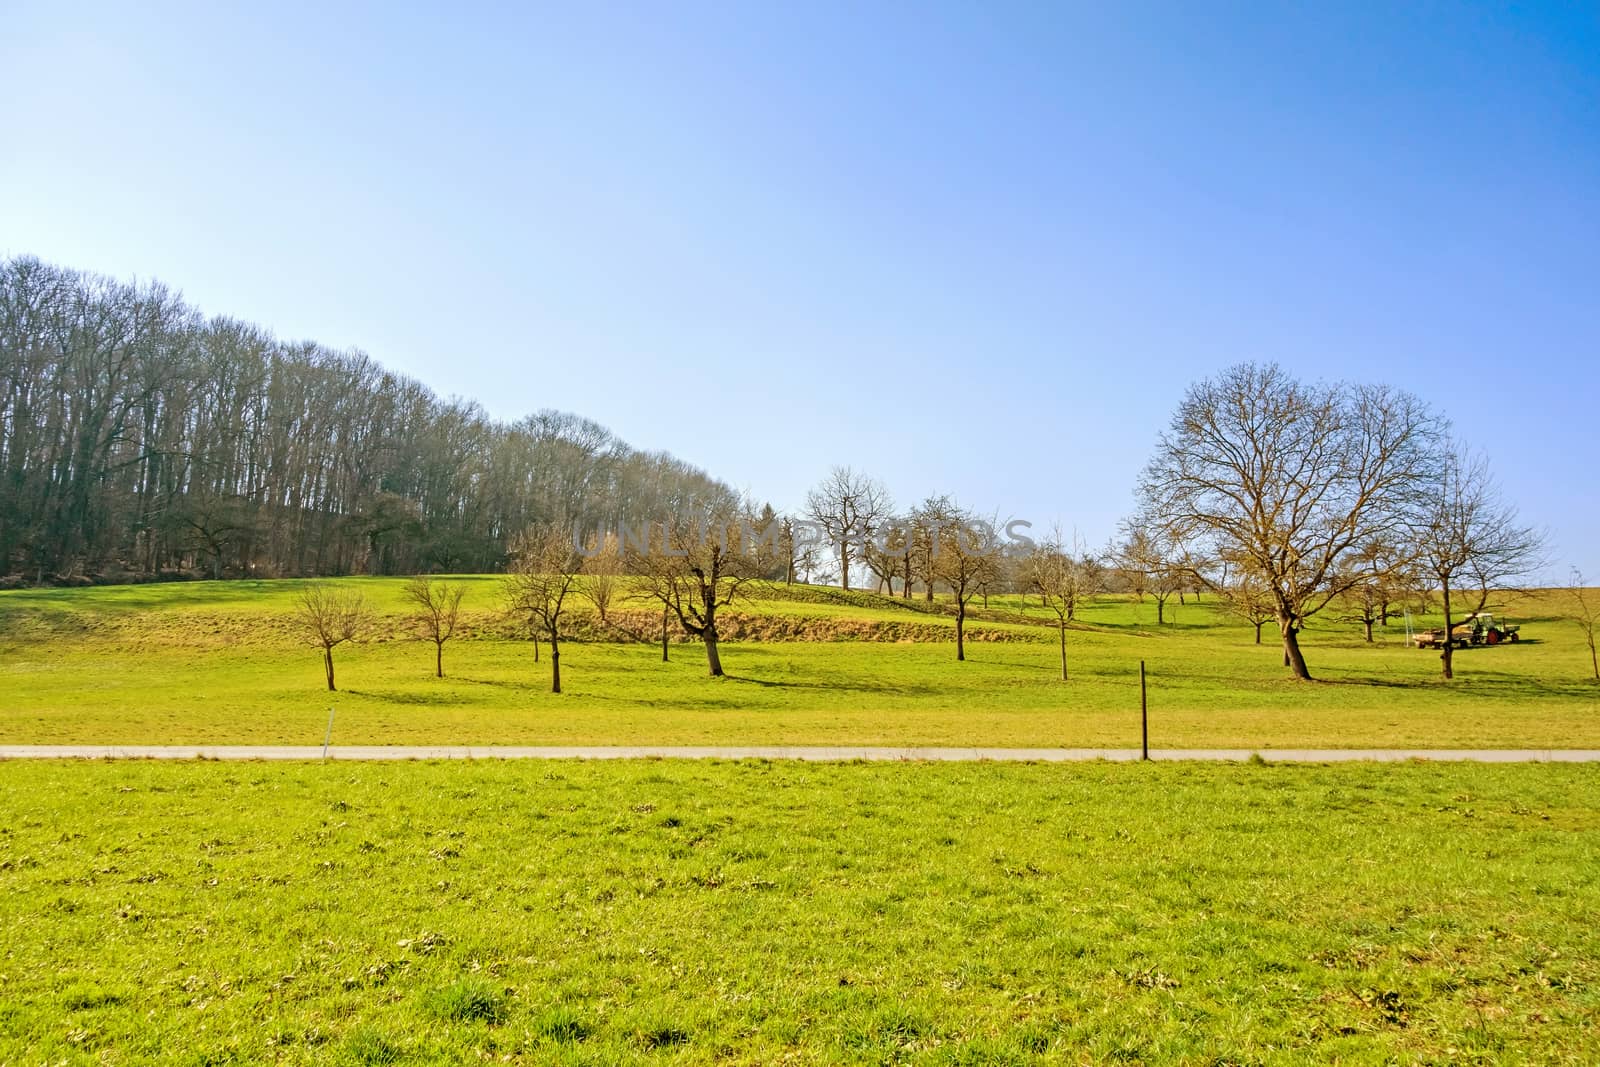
1222, 568, 1276, 644
863, 516, 912, 596
402, 574, 466, 677
505, 524, 580, 693
805, 466, 891, 591
1571, 570, 1599, 683
930, 506, 1002, 661
1029, 528, 1095, 679
1115, 519, 1187, 626
1408, 447, 1545, 679
296, 583, 373, 691
579, 531, 621, 624
630, 507, 761, 676
1138, 363, 1441, 679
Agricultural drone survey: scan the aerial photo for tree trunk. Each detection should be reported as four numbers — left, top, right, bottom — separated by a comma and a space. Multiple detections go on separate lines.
955, 602, 966, 661
661, 605, 670, 662
1157, 597, 1165, 625
1058, 623, 1068, 681
323, 647, 336, 691
532, 632, 539, 663
1440, 581, 1454, 681
435, 640, 443, 678
1363, 618, 1374, 643
840, 550, 850, 592
704, 625, 724, 677
550, 629, 561, 693
1279, 616, 1311, 680
1253, 620, 1263, 644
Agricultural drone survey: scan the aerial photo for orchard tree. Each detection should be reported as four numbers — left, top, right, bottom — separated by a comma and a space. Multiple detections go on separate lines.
1571, 570, 1599, 683
1409, 447, 1544, 680
1029, 528, 1096, 679
1138, 362, 1441, 680
402, 574, 466, 677
296, 583, 373, 692
505, 524, 580, 693
630, 506, 761, 677
805, 466, 890, 592
930, 505, 1002, 661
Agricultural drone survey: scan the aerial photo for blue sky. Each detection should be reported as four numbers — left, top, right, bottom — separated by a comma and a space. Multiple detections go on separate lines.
4, 2, 1597, 576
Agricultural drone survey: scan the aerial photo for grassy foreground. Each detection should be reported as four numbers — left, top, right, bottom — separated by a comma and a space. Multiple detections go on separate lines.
1, 760, 1596, 1064
1, 579, 1597, 748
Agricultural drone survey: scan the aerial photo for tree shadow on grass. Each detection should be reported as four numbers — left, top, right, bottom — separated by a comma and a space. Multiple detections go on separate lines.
716, 673, 921, 695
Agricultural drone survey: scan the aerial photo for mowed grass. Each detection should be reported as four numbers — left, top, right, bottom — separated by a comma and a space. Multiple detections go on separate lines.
1, 760, 1596, 1064
1, 579, 1597, 748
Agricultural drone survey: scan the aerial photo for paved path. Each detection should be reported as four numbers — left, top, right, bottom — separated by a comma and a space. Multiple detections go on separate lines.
2, 745, 1598, 762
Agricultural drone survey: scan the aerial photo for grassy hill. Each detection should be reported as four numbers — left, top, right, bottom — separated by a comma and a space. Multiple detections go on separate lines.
2, 579, 1596, 749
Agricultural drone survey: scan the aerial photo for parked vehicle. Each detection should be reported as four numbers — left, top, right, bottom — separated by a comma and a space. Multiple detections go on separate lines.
1414, 613, 1520, 649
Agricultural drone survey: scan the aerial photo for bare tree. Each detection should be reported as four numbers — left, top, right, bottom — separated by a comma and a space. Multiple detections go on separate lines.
1115, 520, 1186, 626
402, 574, 466, 677
1571, 570, 1599, 683
930, 506, 1002, 661
296, 583, 373, 691
1138, 363, 1441, 679
1409, 447, 1544, 679
1029, 528, 1094, 679
805, 466, 890, 591
630, 508, 760, 676
579, 531, 621, 624
1222, 569, 1276, 644
505, 525, 580, 693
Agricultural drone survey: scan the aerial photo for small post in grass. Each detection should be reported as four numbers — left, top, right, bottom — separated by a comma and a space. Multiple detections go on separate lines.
1140, 661, 1149, 761
322, 706, 336, 762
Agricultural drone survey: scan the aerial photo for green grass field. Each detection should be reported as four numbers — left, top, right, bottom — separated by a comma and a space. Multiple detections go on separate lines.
2, 579, 1596, 748
2, 760, 1596, 1064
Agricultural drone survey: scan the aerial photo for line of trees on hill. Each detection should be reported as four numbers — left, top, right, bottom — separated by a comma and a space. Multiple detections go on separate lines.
0, 257, 738, 584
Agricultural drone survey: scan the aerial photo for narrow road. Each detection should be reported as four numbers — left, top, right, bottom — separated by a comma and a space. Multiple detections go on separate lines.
2, 745, 1598, 762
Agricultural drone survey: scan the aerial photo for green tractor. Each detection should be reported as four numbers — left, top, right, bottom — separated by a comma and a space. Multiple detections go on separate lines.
1414, 612, 1520, 649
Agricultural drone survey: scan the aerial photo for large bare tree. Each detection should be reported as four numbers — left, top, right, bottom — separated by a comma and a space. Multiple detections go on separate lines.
1138, 363, 1441, 679
402, 575, 466, 677
505, 525, 580, 693
1408, 447, 1544, 680
296, 583, 373, 692
805, 466, 890, 592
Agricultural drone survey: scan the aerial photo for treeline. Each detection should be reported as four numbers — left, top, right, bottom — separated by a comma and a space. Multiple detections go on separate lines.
0, 257, 736, 583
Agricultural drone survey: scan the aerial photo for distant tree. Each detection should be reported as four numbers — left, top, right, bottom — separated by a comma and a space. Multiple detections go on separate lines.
505, 525, 580, 693
630, 507, 761, 677
1408, 446, 1544, 680
1029, 529, 1095, 679
1138, 363, 1441, 679
402, 575, 466, 677
864, 516, 912, 596
1222, 569, 1275, 644
579, 531, 621, 624
930, 506, 1002, 661
805, 467, 891, 591
1571, 570, 1599, 683
296, 583, 373, 692
909, 495, 959, 602
1115, 520, 1186, 626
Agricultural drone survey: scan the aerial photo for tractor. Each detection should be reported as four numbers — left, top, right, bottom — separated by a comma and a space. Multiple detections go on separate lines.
1414, 612, 1520, 649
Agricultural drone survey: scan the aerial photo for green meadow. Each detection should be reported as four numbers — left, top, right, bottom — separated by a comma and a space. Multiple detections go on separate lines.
2, 760, 1597, 1065
1, 579, 1596, 748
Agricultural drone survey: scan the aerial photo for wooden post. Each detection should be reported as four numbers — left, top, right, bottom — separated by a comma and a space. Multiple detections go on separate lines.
1140, 661, 1148, 761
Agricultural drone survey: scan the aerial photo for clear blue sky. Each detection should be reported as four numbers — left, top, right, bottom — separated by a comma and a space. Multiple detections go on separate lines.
4, 2, 1596, 577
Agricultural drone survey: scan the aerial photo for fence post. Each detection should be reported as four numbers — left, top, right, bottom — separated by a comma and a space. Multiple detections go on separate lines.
1140, 661, 1149, 761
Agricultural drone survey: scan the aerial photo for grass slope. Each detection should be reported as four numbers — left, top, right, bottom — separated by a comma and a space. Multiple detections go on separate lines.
1, 760, 1596, 1064
1, 580, 1597, 748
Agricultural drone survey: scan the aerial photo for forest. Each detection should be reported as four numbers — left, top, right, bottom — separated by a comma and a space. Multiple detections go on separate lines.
0, 256, 737, 583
